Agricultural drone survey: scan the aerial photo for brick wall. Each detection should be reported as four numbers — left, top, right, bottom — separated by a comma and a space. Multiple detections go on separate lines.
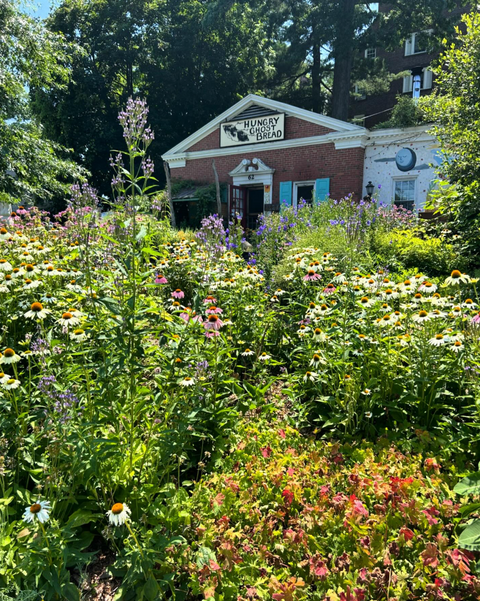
171, 143, 366, 203
186, 116, 334, 152
350, 4, 470, 128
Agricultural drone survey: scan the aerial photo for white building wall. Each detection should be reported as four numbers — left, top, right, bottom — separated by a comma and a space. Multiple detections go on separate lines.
363, 126, 442, 211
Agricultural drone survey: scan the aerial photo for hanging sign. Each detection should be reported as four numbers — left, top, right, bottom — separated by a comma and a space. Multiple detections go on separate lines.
220, 113, 285, 147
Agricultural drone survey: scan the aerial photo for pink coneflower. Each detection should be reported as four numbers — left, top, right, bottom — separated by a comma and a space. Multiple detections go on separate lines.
205, 331, 220, 338
172, 289, 184, 299
204, 314, 223, 331
155, 274, 168, 284
203, 295, 217, 305
323, 283, 336, 295
471, 311, 480, 325
206, 306, 223, 315
304, 269, 321, 282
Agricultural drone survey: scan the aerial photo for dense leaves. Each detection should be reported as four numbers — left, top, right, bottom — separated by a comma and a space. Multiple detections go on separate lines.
0, 0, 88, 207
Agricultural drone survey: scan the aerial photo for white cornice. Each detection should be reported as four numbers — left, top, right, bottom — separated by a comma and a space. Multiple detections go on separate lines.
366, 125, 435, 145
162, 94, 366, 160
165, 130, 370, 166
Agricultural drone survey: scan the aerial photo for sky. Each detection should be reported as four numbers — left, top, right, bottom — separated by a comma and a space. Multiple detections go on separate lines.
24, 0, 52, 19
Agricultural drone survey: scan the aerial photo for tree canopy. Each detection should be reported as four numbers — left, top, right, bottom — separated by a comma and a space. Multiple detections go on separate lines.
422, 10, 480, 260
0, 0, 88, 208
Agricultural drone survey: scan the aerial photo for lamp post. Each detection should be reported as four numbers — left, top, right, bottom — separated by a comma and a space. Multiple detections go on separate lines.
366, 181, 375, 198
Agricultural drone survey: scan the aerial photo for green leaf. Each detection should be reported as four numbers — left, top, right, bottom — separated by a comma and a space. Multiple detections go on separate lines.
143, 575, 159, 601
454, 472, 480, 496
61, 583, 80, 601
458, 519, 480, 551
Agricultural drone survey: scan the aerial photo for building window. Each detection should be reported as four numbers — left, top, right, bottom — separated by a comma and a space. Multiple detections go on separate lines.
294, 181, 315, 206
402, 68, 433, 93
405, 32, 431, 56
354, 84, 366, 101
394, 178, 416, 211
364, 48, 376, 59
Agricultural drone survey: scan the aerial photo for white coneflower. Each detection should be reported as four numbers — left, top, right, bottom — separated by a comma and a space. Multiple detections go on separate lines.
419, 281, 437, 293
463, 298, 477, 309
310, 353, 326, 367
358, 296, 374, 308
365, 411, 373, 418
70, 328, 88, 342
376, 314, 394, 327
23, 279, 42, 290
244, 305, 255, 311
303, 371, 318, 382
24, 302, 51, 320
382, 289, 399, 300
0, 348, 21, 364
0, 372, 10, 384
57, 312, 81, 327
106, 502, 131, 526
333, 272, 346, 284
0, 228, 10, 241
179, 377, 196, 387
430, 309, 446, 319
23, 500, 51, 524
0, 259, 12, 271
66, 307, 84, 318
362, 389, 372, 396
259, 352, 271, 361
313, 328, 327, 342
412, 310, 431, 323
451, 340, 464, 353
3, 378, 20, 390
444, 270, 471, 286
429, 334, 447, 346
241, 348, 255, 357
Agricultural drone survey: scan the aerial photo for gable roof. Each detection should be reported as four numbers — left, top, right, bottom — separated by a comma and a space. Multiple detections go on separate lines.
162, 94, 367, 161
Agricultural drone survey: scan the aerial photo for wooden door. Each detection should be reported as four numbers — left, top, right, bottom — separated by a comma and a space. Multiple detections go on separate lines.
230, 185, 247, 228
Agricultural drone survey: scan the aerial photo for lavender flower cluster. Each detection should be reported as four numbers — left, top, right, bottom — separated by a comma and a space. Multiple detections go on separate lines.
38, 375, 83, 423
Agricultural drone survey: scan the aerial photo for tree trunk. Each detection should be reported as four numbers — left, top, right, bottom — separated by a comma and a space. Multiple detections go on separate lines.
212, 159, 222, 216
331, 0, 356, 122
312, 42, 321, 113
163, 161, 176, 228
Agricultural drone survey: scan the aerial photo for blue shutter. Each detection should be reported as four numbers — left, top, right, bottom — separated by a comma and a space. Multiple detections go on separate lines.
279, 181, 292, 212
315, 178, 330, 203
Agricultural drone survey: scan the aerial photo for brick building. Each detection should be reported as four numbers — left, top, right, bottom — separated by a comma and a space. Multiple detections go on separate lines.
350, 3, 469, 128
163, 95, 368, 228
163, 94, 438, 228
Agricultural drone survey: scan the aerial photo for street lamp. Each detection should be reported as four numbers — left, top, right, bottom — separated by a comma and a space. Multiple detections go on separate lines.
366, 181, 375, 197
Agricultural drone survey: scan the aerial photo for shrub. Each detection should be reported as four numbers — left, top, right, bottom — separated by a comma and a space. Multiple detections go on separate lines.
184, 422, 479, 601
371, 229, 467, 276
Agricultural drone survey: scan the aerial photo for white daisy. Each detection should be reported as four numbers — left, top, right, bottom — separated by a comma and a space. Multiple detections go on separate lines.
0, 348, 21, 364
3, 378, 21, 390
24, 302, 51, 320
241, 348, 255, 356
412, 310, 431, 323
23, 500, 51, 524
70, 328, 88, 342
429, 334, 448, 346
106, 502, 131, 526
303, 371, 319, 382
0, 259, 12, 271
444, 270, 471, 286
57, 312, 81, 327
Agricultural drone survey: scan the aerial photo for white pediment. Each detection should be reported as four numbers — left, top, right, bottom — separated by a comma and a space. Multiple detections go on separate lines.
162, 94, 367, 162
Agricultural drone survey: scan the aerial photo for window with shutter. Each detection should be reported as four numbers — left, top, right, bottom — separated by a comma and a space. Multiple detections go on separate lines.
315, 178, 330, 203
403, 74, 413, 93
279, 181, 292, 212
